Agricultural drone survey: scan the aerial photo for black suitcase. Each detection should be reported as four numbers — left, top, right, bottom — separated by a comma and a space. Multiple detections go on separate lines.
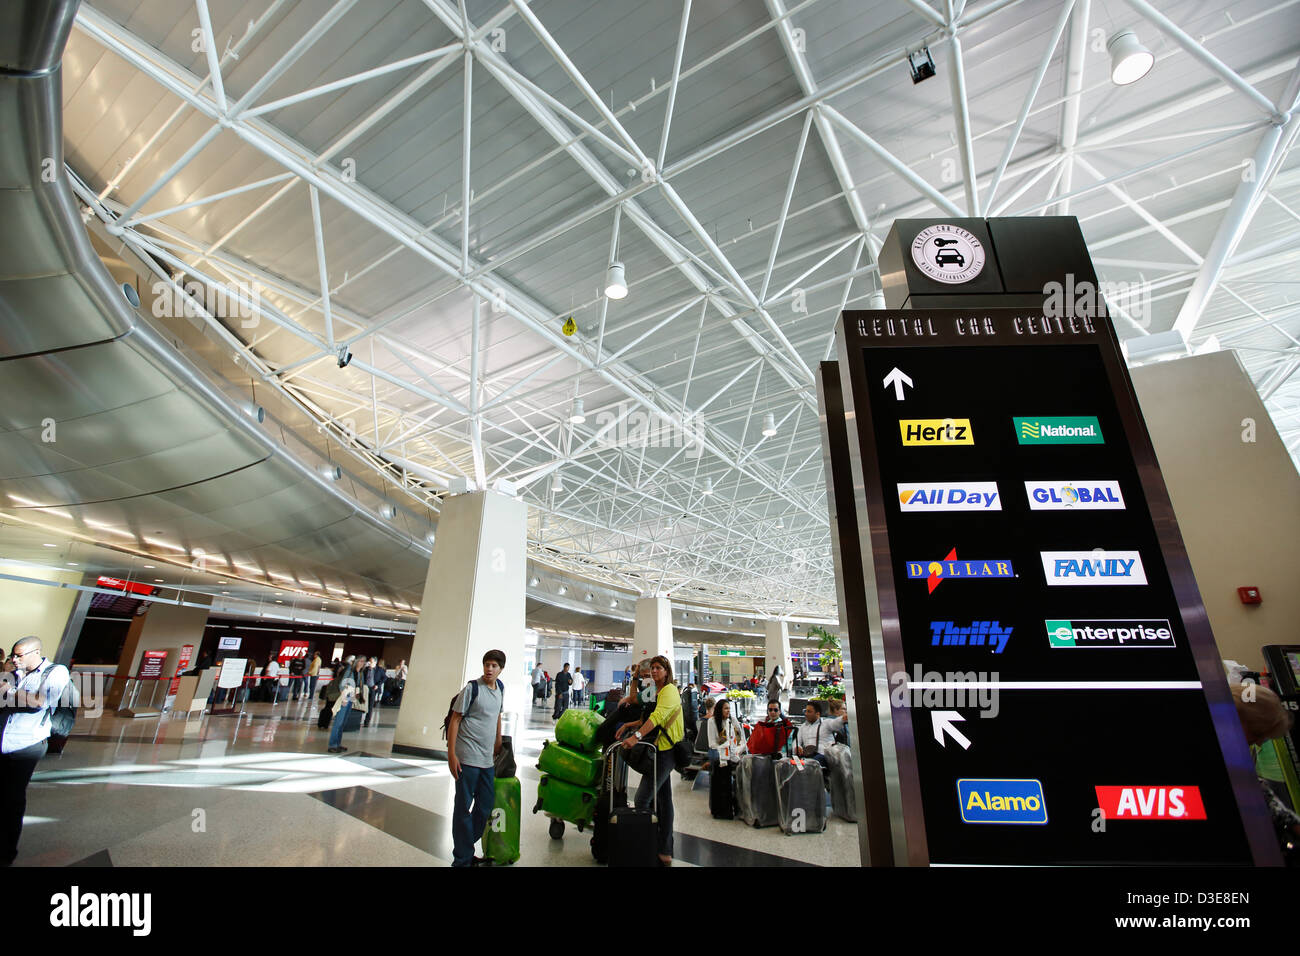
709, 761, 735, 819
606, 743, 659, 867
774, 757, 828, 835
591, 748, 629, 863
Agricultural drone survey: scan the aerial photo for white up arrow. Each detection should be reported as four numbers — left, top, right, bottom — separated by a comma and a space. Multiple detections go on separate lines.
931, 710, 972, 750
882, 367, 913, 400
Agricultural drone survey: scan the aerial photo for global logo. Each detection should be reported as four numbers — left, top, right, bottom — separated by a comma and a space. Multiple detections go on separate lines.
898, 482, 1000, 512
958, 778, 1048, 825
1041, 550, 1147, 586
910, 224, 986, 284
1024, 480, 1125, 511
906, 549, 1015, 594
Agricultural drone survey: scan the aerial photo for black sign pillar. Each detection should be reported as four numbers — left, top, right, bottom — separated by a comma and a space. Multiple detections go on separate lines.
821, 217, 1279, 865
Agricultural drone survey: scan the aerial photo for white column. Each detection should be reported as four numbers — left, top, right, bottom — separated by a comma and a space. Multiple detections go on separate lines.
764, 618, 793, 690
633, 596, 674, 661
394, 490, 528, 757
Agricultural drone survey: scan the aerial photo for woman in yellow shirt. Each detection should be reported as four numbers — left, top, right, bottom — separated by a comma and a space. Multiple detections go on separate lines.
620, 655, 683, 865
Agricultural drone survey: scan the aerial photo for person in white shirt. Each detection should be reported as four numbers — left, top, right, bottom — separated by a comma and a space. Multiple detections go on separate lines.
1, 637, 70, 865
263, 657, 281, 703
531, 663, 545, 705
570, 667, 587, 706
796, 702, 846, 769
706, 698, 748, 768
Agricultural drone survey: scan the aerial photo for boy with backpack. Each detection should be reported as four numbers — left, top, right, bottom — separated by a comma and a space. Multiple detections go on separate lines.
445, 649, 507, 867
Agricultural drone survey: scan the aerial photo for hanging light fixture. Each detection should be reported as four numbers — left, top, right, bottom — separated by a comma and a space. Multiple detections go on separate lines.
762, 412, 777, 437
1108, 31, 1154, 85
604, 261, 628, 299
569, 398, 586, 424
552, 474, 564, 493
702, 478, 714, 496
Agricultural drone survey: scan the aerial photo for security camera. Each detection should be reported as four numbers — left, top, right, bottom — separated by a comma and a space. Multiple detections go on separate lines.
336, 346, 352, 369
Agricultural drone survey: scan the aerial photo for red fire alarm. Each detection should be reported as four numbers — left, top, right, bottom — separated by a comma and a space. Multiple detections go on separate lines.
1237, 586, 1262, 605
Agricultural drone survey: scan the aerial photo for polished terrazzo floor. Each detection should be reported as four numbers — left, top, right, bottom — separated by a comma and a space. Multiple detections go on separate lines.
15, 695, 862, 868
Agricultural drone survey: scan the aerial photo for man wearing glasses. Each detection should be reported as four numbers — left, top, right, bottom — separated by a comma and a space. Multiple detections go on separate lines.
0, 636, 69, 866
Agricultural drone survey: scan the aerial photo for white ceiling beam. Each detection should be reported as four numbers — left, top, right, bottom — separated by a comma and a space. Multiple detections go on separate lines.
1054, 0, 1089, 215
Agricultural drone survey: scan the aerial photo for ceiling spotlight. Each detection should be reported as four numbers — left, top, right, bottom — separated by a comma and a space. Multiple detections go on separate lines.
568, 399, 586, 424
557, 585, 567, 596
762, 413, 777, 437
907, 46, 936, 84
1108, 30, 1154, 85
243, 402, 265, 424
776, 518, 784, 529
585, 592, 594, 602
609, 598, 618, 608
319, 463, 342, 481
528, 576, 540, 587
553, 474, 564, 493
425, 531, 436, 545
379, 504, 397, 519
604, 261, 628, 299
702, 478, 713, 496
336, 345, 353, 368
121, 283, 141, 309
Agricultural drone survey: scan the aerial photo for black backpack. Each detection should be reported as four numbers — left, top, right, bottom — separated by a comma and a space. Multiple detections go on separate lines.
440, 678, 504, 739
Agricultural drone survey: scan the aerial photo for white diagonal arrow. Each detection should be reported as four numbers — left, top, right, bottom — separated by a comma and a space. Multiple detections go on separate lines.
882, 367, 913, 400
931, 710, 971, 750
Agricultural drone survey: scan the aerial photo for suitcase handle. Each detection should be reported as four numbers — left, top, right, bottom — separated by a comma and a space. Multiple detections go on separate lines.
604, 741, 657, 813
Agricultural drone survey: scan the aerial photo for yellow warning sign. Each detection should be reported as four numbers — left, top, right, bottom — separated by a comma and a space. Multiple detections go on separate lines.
562, 316, 576, 336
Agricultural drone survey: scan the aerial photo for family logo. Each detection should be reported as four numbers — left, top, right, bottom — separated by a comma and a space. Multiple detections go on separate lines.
1041, 551, 1147, 586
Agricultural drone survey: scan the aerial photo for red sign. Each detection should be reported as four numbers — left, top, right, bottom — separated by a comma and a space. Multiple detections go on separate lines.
139, 650, 168, 680
277, 640, 310, 667
1095, 785, 1207, 820
97, 576, 155, 596
169, 644, 195, 694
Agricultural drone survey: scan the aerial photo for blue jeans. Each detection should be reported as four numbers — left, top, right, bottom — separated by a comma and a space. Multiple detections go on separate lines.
452, 764, 496, 867
633, 747, 675, 858
328, 702, 351, 749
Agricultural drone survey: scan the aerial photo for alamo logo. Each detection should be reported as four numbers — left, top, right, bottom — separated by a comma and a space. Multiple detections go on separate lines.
50, 886, 151, 936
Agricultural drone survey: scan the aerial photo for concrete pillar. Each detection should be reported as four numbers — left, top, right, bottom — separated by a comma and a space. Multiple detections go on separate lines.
764, 618, 793, 696
633, 597, 674, 661
394, 490, 527, 758
0, 562, 82, 658
105, 598, 211, 710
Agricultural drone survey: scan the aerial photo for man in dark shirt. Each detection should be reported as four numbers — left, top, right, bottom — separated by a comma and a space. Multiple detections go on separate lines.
552, 663, 573, 719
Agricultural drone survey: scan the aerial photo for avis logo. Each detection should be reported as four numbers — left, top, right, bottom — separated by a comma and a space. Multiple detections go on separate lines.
906, 549, 1014, 593
278, 645, 309, 657
1095, 785, 1206, 820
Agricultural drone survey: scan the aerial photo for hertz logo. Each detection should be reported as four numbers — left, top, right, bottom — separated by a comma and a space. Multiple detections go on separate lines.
900, 419, 974, 446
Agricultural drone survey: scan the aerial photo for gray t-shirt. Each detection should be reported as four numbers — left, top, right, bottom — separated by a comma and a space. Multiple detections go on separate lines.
452, 678, 502, 769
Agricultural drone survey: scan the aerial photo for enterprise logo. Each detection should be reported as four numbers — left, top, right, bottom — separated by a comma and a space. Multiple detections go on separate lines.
931, 621, 1013, 654
900, 418, 973, 446
1046, 619, 1175, 648
1041, 550, 1147, 586
1014, 416, 1103, 444
1095, 786, 1206, 820
898, 482, 1000, 512
1025, 480, 1124, 510
906, 549, 1015, 593
958, 779, 1048, 825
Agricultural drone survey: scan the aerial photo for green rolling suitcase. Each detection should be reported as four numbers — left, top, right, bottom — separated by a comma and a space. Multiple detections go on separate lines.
483, 775, 521, 865
554, 708, 604, 753
534, 773, 599, 829
538, 740, 603, 788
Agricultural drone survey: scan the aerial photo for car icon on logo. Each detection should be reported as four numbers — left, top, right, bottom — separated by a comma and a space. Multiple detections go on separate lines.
934, 247, 965, 268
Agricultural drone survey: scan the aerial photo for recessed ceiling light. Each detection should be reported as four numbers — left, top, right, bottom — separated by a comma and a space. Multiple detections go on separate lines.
222, 591, 229, 595
66, 562, 78, 566
42, 543, 56, 548
143, 565, 155, 569
154, 579, 164, 583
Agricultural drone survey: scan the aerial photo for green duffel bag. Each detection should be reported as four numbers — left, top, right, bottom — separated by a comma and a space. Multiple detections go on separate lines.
482, 775, 521, 865
533, 773, 600, 829
554, 708, 604, 753
537, 739, 603, 788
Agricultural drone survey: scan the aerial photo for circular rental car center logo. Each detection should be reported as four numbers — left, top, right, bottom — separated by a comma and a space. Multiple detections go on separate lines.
910, 224, 986, 284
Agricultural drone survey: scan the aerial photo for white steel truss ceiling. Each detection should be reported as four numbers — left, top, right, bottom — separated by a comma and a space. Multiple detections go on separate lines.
61, 0, 1300, 619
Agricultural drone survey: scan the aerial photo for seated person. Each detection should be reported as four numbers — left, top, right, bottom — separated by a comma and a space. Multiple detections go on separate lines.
747, 700, 794, 756
795, 702, 847, 769
694, 698, 716, 754
705, 699, 748, 770
826, 698, 850, 746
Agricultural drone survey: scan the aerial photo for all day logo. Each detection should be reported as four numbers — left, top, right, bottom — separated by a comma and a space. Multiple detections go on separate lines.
958, 779, 1048, 825
899, 419, 974, 446
1095, 785, 1206, 820
1014, 416, 1103, 444
898, 482, 1000, 512
1041, 550, 1147, 586
907, 549, 1015, 593
1046, 619, 1175, 648
910, 224, 987, 284
1024, 480, 1125, 511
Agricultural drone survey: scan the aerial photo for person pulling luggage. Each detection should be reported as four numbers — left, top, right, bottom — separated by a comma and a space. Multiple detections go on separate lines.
619, 656, 684, 866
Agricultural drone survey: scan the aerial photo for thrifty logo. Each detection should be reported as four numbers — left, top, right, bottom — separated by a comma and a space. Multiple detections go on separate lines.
931, 621, 1013, 654
900, 419, 973, 446
907, 549, 1014, 594
1095, 785, 1206, 820
1041, 550, 1147, 586
1046, 619, 1175, 648
958, 779, 1048, 824
1024, 480, 1125, 510
1014, 416, 1103, 444
898, 482, 1000, 512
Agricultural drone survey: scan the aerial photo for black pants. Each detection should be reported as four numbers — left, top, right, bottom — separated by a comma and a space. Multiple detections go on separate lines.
552, 690, 569, 718
362, 689, 377, 726
1, 740, 47, 865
